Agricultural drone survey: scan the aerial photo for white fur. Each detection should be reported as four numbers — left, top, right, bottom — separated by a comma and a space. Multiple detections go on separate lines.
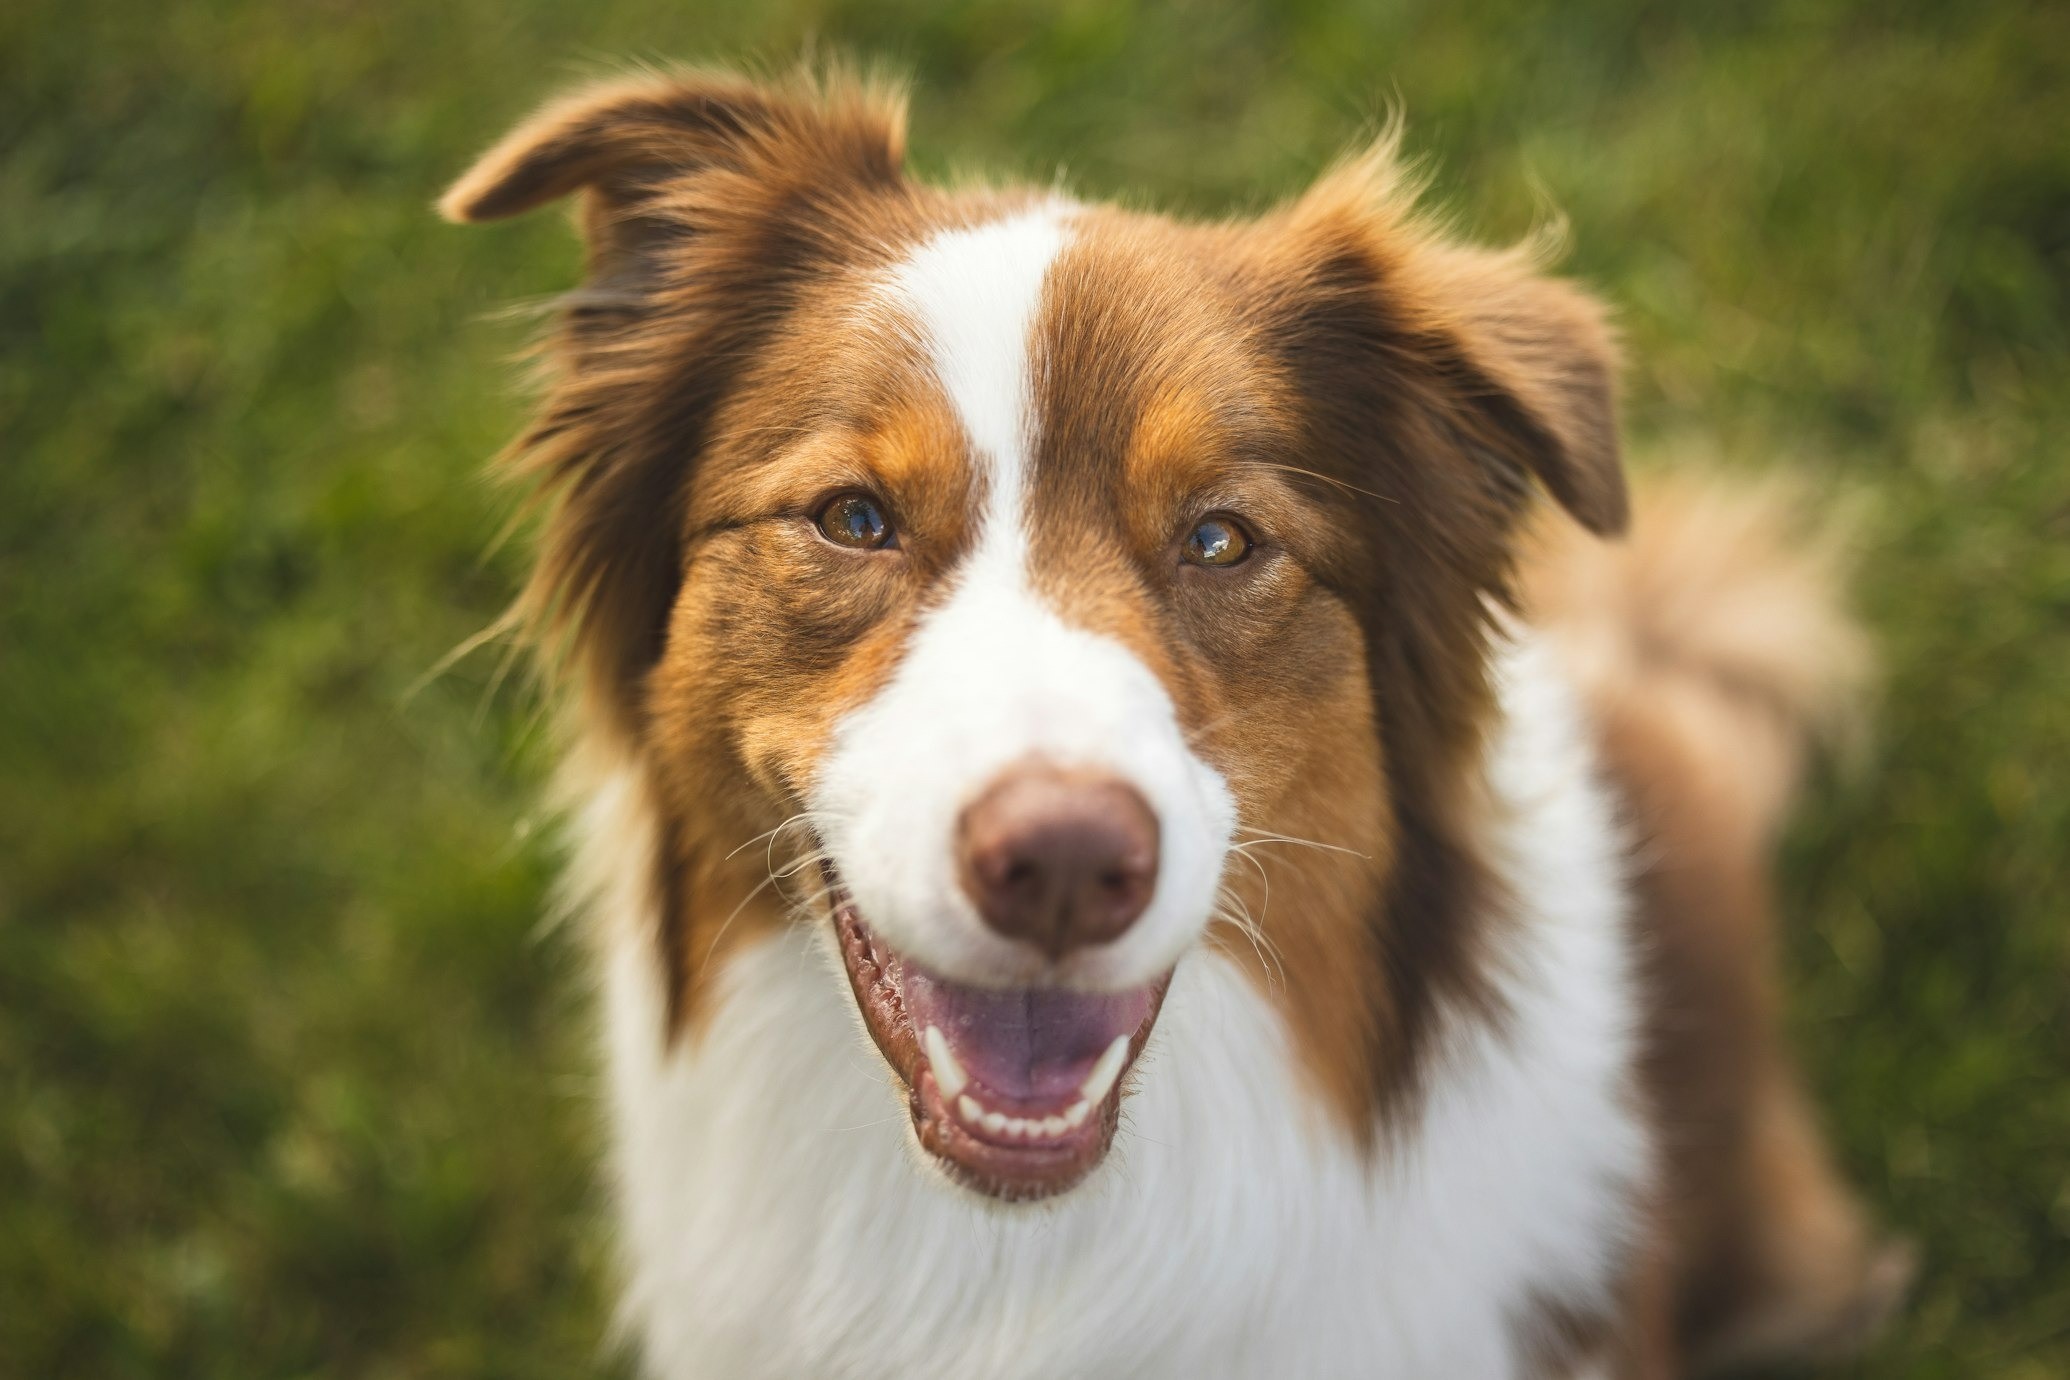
586, 627, 1651, 1379
815, 212, 1237, 991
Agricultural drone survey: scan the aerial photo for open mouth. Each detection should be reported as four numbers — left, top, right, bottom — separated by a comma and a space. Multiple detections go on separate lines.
829, 874, 1169, 1202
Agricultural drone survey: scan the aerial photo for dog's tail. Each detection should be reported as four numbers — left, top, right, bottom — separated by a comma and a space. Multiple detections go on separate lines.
1522, 470, 1870, 841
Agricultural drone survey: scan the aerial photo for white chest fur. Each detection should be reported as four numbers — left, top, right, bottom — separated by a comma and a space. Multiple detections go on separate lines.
584, 634, 1649, 1379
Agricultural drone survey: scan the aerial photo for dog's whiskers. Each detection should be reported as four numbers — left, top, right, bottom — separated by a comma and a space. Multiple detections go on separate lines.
1211, 882, 1286, 992
1237, 457, 1396, 504
696, 815, 841, 965
724, 809, 839, 863
1230, 825, 1368, 859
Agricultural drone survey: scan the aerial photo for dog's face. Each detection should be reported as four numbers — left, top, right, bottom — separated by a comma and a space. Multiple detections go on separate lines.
651, 207, 1380, 1198
446, 72, 1624, 1201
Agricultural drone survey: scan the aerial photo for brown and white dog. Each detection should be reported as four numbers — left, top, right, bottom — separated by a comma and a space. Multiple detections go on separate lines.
442, 68, 1913, 1379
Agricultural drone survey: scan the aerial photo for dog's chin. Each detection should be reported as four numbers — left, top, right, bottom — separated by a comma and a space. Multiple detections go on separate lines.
829, 878, 1170, 1203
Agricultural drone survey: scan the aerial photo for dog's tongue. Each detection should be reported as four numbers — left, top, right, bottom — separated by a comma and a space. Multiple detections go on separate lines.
900, 964, 1153, 1103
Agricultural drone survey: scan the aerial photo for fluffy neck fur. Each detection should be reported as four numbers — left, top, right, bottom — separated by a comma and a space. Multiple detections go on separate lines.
570, 628, 1650, 1380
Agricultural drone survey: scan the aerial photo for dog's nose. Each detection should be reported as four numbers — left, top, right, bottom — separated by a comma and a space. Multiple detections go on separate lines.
956, 766, 1160, 959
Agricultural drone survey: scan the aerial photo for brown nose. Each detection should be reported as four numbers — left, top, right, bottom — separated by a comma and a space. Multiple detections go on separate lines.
956, 766, 1160, 959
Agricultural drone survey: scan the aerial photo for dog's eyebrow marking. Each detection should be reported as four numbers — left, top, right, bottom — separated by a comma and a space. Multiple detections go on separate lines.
883, 207, 1070, 547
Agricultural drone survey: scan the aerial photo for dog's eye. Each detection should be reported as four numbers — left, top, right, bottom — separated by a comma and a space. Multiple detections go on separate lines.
1182, 514, 1253, 568
817, 493, 895, 550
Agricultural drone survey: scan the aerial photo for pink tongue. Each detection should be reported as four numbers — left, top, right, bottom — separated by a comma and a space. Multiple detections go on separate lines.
900, 965, 1153, 1103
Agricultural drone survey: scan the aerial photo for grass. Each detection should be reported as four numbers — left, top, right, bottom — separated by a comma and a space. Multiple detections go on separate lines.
2, 1, 2065, 1375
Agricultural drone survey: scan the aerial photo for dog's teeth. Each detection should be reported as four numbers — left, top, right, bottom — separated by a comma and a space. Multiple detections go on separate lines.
949, 1071, 1103, 1140
1079, 1035, 1130, 1105
924, 1025, 969, 1100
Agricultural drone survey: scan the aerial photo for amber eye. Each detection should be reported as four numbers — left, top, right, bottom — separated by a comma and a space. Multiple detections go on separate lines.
816, 492, 895, 550
1182, 514, 1253, 568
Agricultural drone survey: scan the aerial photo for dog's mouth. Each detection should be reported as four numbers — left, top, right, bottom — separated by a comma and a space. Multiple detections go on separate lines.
828, 873, 1169, 1202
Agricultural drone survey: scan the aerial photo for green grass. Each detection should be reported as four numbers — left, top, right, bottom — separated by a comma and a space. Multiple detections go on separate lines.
3, 1, 2065, 1375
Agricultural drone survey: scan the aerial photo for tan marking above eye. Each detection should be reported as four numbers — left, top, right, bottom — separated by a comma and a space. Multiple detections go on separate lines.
817, 492, 896, 550
1182, 513, 1254, 568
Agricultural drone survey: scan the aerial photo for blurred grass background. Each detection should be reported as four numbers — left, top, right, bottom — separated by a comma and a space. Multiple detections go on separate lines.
3, 0, 2065, 1375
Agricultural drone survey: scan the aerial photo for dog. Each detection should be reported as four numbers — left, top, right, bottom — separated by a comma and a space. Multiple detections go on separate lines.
442, 67, 1913, 1378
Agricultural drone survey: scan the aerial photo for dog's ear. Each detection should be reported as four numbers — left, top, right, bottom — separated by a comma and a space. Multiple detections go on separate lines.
1407, 238, 1627, 537
1246, 142, 1629, 837
442, 76, 777, 223
441, 72, 911, 738
441, 71, 907, 287
1269, 145, 1627, 539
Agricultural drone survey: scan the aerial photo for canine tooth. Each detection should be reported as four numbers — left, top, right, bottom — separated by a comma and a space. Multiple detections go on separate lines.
1064, 1099, 1090, 1128
1079, 1035, 1130, 1105
924, 1025, 969, 1100
981, 1110, 1008, 1134
958, 1094, 984, 1125
1041, 1115, 1069, 1137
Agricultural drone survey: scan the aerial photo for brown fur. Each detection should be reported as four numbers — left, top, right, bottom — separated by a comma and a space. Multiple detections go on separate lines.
446, 67, 1903, 1374
1209, 146, 1629, 1138
446, 71, 964, 1028
1525, 477, 1910, 1373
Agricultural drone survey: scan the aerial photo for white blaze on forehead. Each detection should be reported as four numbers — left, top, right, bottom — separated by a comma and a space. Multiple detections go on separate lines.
883, 207, 1067, 505
815, 210, 1237, 991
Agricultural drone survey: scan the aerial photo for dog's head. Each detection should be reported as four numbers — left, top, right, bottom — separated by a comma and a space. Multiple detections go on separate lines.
446, 70, 1624, 1201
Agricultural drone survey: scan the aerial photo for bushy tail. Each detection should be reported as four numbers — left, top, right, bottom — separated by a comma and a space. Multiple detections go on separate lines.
1523, 471, 1870, 838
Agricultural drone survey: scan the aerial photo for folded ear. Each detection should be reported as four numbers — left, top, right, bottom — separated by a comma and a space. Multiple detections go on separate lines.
441, 71, 905, 222
1276, 148, 1628, 538
441, 70, 908, 301
1412, 238, 1627, 536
